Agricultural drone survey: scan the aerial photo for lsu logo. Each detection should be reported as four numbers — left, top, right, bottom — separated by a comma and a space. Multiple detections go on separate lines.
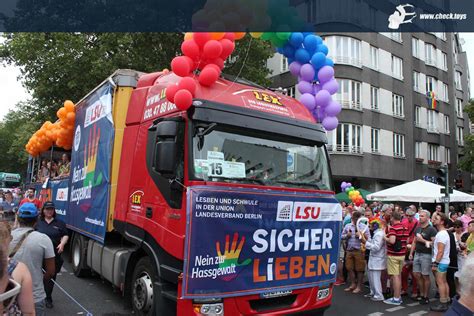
293, 202, 321, 221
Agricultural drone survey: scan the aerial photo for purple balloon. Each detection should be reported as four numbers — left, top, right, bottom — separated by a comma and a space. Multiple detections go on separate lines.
322, 116, 339, 130
325, 101, 342, 116
313, 83, 322, 94
341, 182, 347, 190
300, 64, 316, 82
315, 90, 331, 107
289, 62, 302, 77
318, 66, 335, 83
297, 80, 313, 94
300, 93, 316, 111
322, 79, 339, 95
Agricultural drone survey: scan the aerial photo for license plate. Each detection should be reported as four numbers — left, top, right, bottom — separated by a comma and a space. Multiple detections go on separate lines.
317, 288, 330, 300
260, 290, 292, 299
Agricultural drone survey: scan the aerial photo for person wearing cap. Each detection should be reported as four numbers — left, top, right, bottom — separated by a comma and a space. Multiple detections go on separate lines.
401, 207, 419, 298
36, 201, 68, 309
9, 202, 55, 316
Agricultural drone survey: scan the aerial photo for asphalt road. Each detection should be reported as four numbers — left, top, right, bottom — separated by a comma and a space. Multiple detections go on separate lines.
47, 258, 445, 316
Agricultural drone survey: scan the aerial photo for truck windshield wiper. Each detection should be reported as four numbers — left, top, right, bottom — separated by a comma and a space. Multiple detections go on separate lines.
209, 177, 266, 185
274, 180, 321, 189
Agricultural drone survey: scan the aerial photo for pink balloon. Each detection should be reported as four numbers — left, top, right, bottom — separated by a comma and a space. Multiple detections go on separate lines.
300, 64, 315, 82
322, 116, 339, 130
315, 90, 331, 107
300, 93, 316, 111
297, 81, 313, 94
322, 79, 339, 95
324, 101, 342, 116
289, 62, 302, 76
318, 66, 335, 83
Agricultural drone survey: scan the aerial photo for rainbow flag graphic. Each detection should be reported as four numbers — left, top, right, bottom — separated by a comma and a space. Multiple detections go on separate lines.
426, 91, 437, 110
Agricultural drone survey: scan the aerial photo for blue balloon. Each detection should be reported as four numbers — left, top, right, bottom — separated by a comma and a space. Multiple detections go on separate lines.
303, 35, 318, 54
276, 47, 284, 54
289, 32, 304, 48
317, 44, 329, 55
314, 35, 323, 45
288, 57, 295, 64
295, 48, 311, 64
303, 32, 314, 38
311, 52, 326, 69
325, 58, 334, 67
282, 44, 295, 58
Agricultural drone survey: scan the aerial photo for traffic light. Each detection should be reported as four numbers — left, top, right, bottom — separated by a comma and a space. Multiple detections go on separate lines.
436, 166, 447, 187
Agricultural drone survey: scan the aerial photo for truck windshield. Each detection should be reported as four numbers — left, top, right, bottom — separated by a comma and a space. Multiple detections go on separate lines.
191, 124, 332, 191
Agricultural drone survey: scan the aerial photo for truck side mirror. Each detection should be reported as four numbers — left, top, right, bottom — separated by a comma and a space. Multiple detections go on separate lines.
152, 121, 179, 178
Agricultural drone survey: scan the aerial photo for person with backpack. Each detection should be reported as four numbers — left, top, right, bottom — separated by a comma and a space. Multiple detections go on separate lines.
384, 211, 409, 306
9, 202, 55, 316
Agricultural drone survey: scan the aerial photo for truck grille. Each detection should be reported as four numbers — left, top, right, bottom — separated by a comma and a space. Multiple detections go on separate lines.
249, 294, 297, 312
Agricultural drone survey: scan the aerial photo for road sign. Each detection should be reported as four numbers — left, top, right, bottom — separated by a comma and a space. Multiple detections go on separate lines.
441, 188, 453, 194
440, 196, 450, 203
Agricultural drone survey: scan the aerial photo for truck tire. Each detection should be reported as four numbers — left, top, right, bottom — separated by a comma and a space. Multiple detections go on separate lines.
71, 234, 90, 277
131, 256, 176, 315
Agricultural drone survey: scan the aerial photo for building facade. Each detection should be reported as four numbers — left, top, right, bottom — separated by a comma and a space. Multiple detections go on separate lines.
267, 32, 472, 193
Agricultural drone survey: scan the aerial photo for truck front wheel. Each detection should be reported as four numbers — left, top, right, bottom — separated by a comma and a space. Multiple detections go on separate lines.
71, 234, 90, 277
132, 257, 156, 315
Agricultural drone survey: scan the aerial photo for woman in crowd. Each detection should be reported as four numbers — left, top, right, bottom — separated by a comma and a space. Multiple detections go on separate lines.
360, 217, 386, 301
36, 202, 68, 309
0, 221, 35, 315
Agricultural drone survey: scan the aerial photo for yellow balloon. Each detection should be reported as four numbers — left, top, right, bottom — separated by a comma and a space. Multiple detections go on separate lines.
250, 32, 263, 38
184, 32, 193, 40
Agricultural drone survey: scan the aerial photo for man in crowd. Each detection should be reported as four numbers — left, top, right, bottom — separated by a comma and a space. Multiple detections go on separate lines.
58, 154, 71, 177
446, 253, 474, 315
341, 211, 370, 294
19, 188, 42, 210
409, 209, 437, 305
401, 207, 419, 298
384, 211, 408, 306
10, 203, 55, 316
430, 212, 451, 312
460, 207, 473, 232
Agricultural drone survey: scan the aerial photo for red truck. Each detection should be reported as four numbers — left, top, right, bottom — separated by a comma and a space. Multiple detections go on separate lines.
36, 69, 341, 315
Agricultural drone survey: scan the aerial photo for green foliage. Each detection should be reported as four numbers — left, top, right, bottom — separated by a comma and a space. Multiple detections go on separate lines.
459, 99, 474, 173
0, 33, 274, 175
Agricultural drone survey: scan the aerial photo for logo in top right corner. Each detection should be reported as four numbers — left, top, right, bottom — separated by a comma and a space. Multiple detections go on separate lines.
388, 4, 417, 29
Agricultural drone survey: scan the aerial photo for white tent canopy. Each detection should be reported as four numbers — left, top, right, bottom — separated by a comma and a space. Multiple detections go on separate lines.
367, 179, 474, 203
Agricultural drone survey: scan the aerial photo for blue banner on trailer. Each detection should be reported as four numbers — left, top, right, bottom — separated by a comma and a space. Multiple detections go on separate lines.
49, 179, 70, 222
67, 82, 114, 243
182, 186, 342, 299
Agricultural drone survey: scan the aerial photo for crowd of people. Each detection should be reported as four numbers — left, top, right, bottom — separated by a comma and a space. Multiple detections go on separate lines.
0, 200, 68, 316
338, 201, 474, 313
36, 154, 70, 183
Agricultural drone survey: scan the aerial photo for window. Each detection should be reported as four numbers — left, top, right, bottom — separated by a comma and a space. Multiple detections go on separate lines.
455, 71, 462, 90
456, 98, 463, 117
444, 115, 450, 134
457, 126, 464, 146
391, 55, 403, 79
370, 46, 379, 69
413, 71, 420, 92
381, 32, 402, 42
445, 148, 451, 164
281, 56, 288, 72
415, 106, 421, 127
393, 133, 405, 157
427, 110, 438, 133
331, 123, 362, 154
371, 128, 380, 153
428, 144, 439, 161
335, 79, 361, 110
426, 76, 437, 94
425, 44, 437, 66
287, 86, 296, 98
412, 37, 420, 58
370, 86, 379, 110
392, 94, 404, 117
441, 83, 449, 102
326, 36, 362, 67
441, 52, 448, 70
415, 142, 422, 159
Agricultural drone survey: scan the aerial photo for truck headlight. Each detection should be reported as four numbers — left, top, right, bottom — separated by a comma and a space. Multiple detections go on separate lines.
193, 301, 224, 316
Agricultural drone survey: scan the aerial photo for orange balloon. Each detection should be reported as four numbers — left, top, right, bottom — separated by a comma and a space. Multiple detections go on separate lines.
66, 112, 76, 123
210, 32, 225, 40
184, 32, 193, 40
234, 32, 246, 40
64, 100, 75, 112
57, 107, 67, 120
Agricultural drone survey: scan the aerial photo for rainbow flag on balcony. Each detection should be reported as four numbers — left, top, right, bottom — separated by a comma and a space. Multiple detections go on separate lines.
426, 91, 437, 110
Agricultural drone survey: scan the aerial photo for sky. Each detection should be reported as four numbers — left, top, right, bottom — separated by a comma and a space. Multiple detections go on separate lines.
1, 33, 474, 120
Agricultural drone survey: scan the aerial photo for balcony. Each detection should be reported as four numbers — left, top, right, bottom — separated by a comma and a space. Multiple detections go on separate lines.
427, 125, 439, 134
338, 99, 362, 111
330, 55, 362, 68
327, 144, 363, 155
425, 58, 437, 67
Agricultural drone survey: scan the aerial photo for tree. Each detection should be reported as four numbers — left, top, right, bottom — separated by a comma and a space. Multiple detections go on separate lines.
459, 99, 474, 173
0, 33, 273, 121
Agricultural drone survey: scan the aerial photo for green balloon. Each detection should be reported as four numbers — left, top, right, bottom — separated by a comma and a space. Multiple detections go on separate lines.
261, 32, 272, 41
276, 32, 291, 41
